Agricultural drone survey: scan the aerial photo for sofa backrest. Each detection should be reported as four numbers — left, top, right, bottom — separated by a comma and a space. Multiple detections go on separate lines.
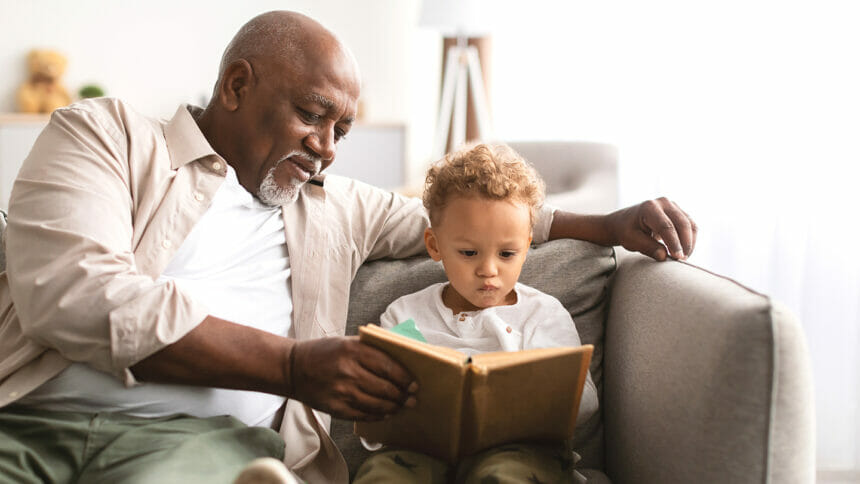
508, 141, 619, 214
333, 238, 617, 475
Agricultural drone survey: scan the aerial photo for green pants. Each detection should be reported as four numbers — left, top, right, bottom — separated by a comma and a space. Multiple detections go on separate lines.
0, 405, 285, 484
353, 441, 584, 484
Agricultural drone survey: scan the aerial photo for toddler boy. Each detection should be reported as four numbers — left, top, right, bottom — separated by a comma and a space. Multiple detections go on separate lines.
354, 143, 598, 483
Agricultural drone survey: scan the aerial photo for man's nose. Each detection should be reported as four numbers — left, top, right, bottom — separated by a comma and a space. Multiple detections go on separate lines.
305, 129, 336, 164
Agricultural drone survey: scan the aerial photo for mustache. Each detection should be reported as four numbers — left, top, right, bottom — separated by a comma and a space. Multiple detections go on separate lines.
275, 151, 322, 175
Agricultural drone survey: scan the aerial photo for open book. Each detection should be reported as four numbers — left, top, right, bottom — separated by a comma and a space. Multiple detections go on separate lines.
355, 323, 593, 462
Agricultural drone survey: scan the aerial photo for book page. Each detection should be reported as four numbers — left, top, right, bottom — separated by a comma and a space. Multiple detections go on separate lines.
470, 345, 589, 369
461, 345, 593, 456
359, 324, 466, 365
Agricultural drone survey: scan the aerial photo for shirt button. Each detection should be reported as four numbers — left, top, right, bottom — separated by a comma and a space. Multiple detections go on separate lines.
161, 239, 173, 249
9, 391, 18, 398
506, 326, 513, 333
212, 161, 222, 171
459, 315, 466, 322
193, 192, 204, 202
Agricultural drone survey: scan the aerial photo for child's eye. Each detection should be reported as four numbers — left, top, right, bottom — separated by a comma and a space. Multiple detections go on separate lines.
459, 250, 477, 257
499, 251, 516, 258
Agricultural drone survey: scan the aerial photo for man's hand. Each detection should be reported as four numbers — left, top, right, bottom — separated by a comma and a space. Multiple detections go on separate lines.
605, 197, 697, 261
288, 336, 417, 421
549, 197, 697, 261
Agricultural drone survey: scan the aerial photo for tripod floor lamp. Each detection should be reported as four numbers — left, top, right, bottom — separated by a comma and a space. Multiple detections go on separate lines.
431, 38, 492, 161
421, 0, 495, 161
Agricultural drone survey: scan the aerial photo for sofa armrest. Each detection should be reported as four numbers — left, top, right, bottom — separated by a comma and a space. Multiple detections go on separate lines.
603, 254, 815, 484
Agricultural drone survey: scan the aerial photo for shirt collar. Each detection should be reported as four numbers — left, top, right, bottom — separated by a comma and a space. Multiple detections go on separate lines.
163, 104, 220, 170
163, 104, 328, 189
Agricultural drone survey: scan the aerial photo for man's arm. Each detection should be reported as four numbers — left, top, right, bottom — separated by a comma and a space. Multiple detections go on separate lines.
549, 197, 697, 261
7, 106, 414, 422
131, 315, 417, 421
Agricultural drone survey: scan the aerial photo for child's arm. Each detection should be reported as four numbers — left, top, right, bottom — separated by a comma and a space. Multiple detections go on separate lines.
523, 296, 583, 350
379, 305, 399, 329
523, 295, 599, 424
379, 288, 429, 330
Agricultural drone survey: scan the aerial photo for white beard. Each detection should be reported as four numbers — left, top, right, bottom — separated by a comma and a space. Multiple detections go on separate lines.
257, 166, 301, 206
256, 152, 321, 206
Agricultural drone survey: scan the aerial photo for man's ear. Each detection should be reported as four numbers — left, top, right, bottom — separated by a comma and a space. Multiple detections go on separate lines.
218, 59, 254, 112
424, 228, 442, 261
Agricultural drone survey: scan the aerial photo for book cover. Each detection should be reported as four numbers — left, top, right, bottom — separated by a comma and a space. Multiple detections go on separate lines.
355, 323, 593, 462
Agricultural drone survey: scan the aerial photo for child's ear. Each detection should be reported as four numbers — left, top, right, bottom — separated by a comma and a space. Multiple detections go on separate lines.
424, 228, 442, 261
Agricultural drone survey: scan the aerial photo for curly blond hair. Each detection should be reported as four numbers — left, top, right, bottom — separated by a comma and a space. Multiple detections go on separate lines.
423, 143, 545, 228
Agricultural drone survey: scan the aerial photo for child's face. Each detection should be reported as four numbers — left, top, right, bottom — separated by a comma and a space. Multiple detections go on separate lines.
424, 196, 532, 314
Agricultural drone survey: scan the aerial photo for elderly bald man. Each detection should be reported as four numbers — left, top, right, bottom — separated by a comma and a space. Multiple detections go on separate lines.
0, 10, 696, 483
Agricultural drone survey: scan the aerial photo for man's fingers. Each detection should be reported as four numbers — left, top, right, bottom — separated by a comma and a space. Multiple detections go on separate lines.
290, 337, 416, 420
338, 383, 405, 419
641, 198, 698, 260
353, 359, 415, 406
327, 363, 417, 421
678, 206, 698, 257
611, 197, 697, 261
358, 343, 417, 393
640, 202, 682, 260
626, 227, 668, 261
659, 199, 696, 259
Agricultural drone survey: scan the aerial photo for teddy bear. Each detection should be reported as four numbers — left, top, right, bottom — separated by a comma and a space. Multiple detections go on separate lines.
17, 49, 72, 114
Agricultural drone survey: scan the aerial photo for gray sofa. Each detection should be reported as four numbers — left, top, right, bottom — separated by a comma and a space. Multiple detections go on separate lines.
0, 209, 814, 482
508, 141, 619, 215
333, 239, 815, 483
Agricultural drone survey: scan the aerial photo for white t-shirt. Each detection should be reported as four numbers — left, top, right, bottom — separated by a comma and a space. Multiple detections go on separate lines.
20, 166, 292, 427
380, 281, 599, 429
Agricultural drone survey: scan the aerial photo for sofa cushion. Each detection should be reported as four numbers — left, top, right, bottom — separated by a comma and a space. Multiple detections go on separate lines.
332, 238, 616, 476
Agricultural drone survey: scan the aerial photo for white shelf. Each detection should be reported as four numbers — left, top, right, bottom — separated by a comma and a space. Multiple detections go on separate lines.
0, 115, 47, 210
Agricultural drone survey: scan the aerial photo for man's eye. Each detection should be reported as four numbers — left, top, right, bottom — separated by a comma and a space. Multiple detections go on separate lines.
299, 109, 321, 122
459, 250, 477, 257
500, 251, 516, 258
335, 129, 347, 142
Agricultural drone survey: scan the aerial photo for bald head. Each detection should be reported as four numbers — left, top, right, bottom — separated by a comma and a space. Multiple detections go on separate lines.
197, 11, 361, 206
217, 11, 358, 90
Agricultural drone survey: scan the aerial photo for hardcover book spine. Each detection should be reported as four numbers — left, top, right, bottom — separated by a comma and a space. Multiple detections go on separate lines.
459, 365, 490, 458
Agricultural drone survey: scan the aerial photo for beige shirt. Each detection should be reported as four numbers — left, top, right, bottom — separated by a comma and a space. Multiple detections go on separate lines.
0, 98, 555, 482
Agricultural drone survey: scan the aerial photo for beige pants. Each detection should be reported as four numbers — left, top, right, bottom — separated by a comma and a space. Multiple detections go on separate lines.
353, 441, 585, 484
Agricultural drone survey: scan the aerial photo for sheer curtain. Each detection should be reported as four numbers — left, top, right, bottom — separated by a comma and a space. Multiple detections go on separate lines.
491, 1, 860, 473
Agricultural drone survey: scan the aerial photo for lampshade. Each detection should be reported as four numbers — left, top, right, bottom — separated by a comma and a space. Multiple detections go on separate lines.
418, 0, 499, 37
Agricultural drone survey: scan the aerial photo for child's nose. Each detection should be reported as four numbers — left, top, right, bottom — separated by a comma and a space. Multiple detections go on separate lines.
477, 258, 498, 277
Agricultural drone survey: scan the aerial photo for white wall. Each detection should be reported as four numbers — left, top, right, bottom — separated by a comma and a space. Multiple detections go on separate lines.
491, 1, 860, 473
0, 0, 441, 185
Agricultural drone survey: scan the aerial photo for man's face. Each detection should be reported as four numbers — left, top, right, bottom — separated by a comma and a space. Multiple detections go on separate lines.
425, 197, 532, 314
234, 50, 359, 205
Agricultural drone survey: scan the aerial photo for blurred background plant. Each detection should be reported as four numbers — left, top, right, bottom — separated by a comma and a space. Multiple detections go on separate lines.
78, 84, 104, 99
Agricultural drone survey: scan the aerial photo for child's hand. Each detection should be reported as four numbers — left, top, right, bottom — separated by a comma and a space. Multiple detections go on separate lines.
288, 336, 418, 421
